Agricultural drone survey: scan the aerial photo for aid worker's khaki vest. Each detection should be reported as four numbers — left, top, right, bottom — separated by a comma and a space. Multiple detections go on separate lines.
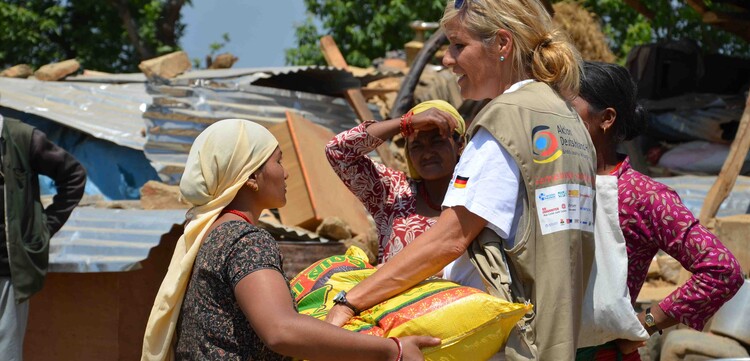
467, 82, 596, 360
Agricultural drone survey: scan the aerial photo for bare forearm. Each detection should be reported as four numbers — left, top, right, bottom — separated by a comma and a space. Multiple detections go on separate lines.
346, 207, 485, 310
365, 118, 401, 141
270, 314, 397, 361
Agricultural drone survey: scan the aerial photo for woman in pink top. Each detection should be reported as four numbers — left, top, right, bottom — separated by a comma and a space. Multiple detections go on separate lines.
571, 61, 744, 360
325, 101, 465, 265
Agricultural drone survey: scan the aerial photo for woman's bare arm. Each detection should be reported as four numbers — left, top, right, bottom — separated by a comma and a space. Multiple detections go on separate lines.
235, 269, 440, 361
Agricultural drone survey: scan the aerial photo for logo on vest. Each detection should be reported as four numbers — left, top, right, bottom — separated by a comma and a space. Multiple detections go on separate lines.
531, 125, 563, 164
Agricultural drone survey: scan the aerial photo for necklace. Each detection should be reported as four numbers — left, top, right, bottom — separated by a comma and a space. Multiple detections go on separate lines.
418, 182, 442, 212
221, 209, 255, 225
609, 160, 625, 176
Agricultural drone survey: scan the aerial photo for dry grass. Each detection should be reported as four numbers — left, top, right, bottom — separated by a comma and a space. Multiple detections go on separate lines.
553, 1, 617, 63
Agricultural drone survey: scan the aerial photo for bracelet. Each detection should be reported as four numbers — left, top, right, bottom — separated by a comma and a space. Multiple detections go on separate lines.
400, 111, 414, 137
389, 337, 403, 361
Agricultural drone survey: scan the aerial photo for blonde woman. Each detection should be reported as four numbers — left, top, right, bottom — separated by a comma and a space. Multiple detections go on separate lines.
326, 1, 596, 360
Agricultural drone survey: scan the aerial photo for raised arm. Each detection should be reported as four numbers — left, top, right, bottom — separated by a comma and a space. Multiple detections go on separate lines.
325, 110, 458, 216
325, 121, 402, 216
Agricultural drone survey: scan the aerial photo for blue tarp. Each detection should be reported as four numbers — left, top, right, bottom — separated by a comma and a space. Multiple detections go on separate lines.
1, 108, 159, 200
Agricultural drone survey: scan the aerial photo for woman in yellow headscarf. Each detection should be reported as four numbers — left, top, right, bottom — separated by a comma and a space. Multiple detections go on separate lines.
142, 119, 439, 361
325, 100, 482, 290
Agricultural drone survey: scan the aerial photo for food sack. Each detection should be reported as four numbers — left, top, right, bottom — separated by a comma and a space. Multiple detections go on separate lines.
289, 245, 374, 303
293, 247, 531, 361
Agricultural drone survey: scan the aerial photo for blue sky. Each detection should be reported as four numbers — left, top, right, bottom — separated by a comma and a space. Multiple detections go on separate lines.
180, 1, 309, 68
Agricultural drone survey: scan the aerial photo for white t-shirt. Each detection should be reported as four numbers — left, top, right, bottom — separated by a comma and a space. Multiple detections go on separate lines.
440, 80, 532, 290
441, 128, 524, 289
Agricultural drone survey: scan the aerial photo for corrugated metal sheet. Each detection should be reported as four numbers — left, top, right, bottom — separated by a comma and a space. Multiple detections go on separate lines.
144, 79, 381, 184
1, 66, 386, 184
65, 66, 402, 86
0, 77, 150, 149
49, 207, 327, 273
49, 207, 185, 272
0, 66, 390, 152
656, 175, 750, 218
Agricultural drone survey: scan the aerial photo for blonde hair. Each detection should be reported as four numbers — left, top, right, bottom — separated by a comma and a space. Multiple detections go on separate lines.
441, 0, 582, 97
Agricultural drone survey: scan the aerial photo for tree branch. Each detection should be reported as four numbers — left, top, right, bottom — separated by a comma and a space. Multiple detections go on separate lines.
684, 0, 750, 43
157, 0, 187, 47
623, 0, 655, 20
108, 0, 154, 60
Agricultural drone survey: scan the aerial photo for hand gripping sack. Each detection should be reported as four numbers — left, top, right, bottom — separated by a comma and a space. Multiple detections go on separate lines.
292, 246, 531, 361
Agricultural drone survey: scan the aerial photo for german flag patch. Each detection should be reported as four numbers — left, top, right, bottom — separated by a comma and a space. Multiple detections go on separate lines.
453, 175, 469, 188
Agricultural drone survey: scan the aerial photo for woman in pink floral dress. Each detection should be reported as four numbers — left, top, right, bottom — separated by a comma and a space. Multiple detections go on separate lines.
325, 100, 486, 289
571, 61, 744, 360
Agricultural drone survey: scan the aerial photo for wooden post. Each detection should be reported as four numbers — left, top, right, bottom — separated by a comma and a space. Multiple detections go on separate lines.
698, 93, 750, 224
676, 91, 750, 287
319, 35, 397, 169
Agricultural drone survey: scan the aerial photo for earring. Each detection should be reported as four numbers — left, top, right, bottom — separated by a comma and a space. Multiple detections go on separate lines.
499, 55, 505, 62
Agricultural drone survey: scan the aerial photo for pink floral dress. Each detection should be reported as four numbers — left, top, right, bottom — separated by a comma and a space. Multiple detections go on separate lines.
614, 157, 743, 330
325, 121, 435, 264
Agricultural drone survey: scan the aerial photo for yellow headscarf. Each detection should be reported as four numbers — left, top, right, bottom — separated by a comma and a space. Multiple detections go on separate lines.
141, 119, 278, 361
404, 100, 466, 179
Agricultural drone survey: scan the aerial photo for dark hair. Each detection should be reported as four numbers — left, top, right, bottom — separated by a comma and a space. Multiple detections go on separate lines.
579, 61, 646, 141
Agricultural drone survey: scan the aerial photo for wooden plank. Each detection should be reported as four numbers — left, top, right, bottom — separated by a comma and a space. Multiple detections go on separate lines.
319, 35, 349, 70
390, 29, 447, 118
269, 111, 373, 236
678, 93, 750, 286
699, 93, 750, 224
269, 118, 316, 228
318, 35, 397, 169
344, 89, 376, 122
360, 87, 399, 98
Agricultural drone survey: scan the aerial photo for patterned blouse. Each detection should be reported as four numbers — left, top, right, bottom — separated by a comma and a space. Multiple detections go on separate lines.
614, 157, 743, 330
175, 221, 294, 361
325, 121, 436, 263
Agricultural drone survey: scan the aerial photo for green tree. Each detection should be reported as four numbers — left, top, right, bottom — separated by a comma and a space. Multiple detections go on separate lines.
290, 0, 748, 67
286, 0, 446, 67
0, 0, 189, 73
566, 0, 750, 61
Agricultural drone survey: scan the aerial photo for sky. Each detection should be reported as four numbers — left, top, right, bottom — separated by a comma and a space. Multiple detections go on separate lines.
180, 1, 309, 68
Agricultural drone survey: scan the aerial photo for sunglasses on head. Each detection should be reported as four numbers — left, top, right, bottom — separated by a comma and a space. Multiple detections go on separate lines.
454, 0, 480, 9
